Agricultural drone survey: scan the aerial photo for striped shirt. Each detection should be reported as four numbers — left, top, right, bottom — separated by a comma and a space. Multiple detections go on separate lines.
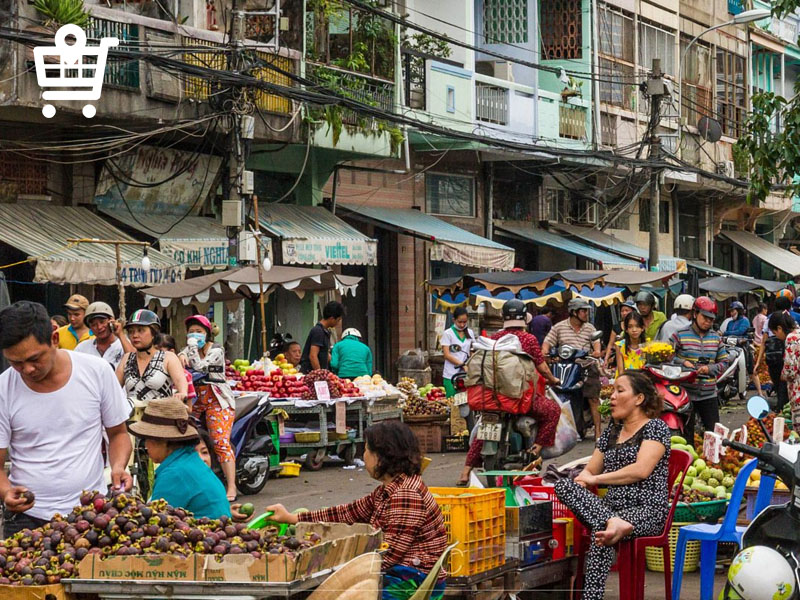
670, 325, 729, 400
543, 319, 597, 352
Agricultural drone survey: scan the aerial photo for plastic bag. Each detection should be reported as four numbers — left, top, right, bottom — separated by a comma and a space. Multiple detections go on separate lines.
397, 349, 427, 370
541, 395, 580, 459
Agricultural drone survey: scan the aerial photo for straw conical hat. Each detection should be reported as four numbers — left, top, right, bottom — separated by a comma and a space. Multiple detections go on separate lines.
307, 552, 381, 600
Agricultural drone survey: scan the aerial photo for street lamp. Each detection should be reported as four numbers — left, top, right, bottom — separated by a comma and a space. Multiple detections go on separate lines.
677, 8, 771, 148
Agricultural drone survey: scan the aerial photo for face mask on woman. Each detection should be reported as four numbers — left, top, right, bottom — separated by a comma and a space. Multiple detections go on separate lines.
187, 332, 207, 348
454, 322, 468, 331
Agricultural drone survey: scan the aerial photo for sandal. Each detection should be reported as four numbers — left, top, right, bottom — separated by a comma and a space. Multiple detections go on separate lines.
455, 479, 470, 487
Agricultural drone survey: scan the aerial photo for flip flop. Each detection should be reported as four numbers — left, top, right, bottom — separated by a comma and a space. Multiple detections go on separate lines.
455, 479, 470, 487
227, 494, 238, 502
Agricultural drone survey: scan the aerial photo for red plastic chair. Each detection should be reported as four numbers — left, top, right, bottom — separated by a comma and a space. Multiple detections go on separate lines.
616, 449, 693, 600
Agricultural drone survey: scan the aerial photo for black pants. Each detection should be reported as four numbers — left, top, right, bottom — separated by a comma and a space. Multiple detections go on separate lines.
2, 510, 47, 538
768, 362, 789, 410
687, 397, 720, 442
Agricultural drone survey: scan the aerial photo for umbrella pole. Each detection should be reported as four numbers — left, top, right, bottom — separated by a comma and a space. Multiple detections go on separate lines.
251, 202, 268, 358
115, 243, 125, 321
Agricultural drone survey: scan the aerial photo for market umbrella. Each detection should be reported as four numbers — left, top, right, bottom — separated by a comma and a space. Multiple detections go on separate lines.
699, 275, 785, 300
141, 266, 362, 307
569, 284, 627, 306
470, 285, 565, 309
431, 291, 468, 312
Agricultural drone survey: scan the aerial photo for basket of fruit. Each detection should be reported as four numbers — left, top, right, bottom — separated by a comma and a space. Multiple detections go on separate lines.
642, 341, 675, 364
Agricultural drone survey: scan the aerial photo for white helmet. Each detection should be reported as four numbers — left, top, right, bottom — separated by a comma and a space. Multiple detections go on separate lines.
673, 294, 695, 311
342, 328, 362, 339
728, 546, 795, 600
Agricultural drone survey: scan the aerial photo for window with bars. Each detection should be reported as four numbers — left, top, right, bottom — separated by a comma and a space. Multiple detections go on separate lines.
606, 206, 631, 230
639, 21, 675, 77
680, 38, 713, 129
87, 18, 139, 89
716, 49, 747, 138
426, 174, 475, 217
540, 0, 582, 60
639, 198, 670, 233
247, 52, 293, 114
484, 0, 528, 44
0, 156, 47, 199
598, 4, 634, 109
183, 38, 226, 100
539, 187, 568, 221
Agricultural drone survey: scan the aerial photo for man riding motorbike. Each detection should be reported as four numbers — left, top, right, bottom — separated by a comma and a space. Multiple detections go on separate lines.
720, 301, 750, 336
542, 299, 602, 439
658, 294, 694, 342
670, 296, 729, 439
634, 290, 667, 341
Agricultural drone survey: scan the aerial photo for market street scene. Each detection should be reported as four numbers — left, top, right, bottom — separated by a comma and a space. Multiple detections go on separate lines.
4, 0, 800, 599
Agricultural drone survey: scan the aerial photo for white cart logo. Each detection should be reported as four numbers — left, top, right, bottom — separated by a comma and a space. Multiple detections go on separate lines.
33, 24, 118, 119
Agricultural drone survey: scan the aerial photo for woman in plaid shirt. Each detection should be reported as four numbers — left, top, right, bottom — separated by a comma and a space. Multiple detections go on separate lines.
266, 421, 448, 599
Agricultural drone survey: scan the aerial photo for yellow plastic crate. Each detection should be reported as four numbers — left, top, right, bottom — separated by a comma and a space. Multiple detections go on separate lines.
429, 487, 506, 577
644, 522, 700, 573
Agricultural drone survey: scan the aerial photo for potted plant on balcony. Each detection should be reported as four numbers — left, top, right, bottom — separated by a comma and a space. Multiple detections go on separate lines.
561, 76, 583, 102
32, 0, 90, 30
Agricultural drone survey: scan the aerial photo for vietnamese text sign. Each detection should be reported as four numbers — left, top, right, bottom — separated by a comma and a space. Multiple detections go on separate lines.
282, 239, 377, 266
160, 240, 229, 270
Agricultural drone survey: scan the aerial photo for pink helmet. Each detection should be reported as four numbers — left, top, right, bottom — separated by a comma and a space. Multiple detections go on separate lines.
185, 314, 212, 335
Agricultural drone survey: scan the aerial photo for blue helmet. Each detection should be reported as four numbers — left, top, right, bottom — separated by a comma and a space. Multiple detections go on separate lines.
730, 301, 745, 312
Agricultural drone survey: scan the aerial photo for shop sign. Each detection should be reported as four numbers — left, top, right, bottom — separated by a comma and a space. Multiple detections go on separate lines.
94, 146, 222, 215
160, 240, 229, 270
282, 239, 378, 266
119, 265, 183, 286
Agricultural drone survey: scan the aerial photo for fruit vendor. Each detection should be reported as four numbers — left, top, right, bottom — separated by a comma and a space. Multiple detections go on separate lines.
178, 315, 237, 502
266, 421, 448, 600
130, 397, 231, 519
285, 341, 302, 368
439, 306, 475, 398
331, 328, 373, 379
555, 370, 671, 600
299, 301, 344, 373
0, 301, 133, 537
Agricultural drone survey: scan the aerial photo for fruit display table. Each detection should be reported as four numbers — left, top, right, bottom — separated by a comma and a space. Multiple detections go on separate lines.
364, 395, 403, 427
270, 399, 366, 470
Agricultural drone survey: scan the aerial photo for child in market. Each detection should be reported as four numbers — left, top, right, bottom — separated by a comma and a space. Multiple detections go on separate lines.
615, 312, 647, 377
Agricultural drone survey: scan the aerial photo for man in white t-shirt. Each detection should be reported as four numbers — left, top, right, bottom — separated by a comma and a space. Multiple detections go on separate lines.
0, 301, 132, 537
75, 301, 133, 370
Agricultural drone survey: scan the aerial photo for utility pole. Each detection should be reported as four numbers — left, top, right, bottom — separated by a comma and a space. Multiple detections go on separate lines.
646, 59, 667, 271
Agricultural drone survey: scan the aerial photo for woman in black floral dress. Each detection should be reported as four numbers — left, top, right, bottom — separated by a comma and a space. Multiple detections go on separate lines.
555, 370, 671, 600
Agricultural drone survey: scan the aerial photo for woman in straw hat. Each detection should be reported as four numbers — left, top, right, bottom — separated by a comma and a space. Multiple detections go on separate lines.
130, 397, 231, 519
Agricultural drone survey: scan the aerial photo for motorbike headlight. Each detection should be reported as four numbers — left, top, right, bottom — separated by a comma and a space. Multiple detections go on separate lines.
677, 402, 692, 414
559, 346, 574, 360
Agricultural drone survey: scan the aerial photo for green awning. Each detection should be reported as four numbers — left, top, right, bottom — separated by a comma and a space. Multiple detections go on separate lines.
339, 203, 514, 270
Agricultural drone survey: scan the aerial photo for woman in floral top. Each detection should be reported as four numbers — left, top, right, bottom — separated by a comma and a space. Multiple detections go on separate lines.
770, 311, 800, 428
615, 312, 647, 377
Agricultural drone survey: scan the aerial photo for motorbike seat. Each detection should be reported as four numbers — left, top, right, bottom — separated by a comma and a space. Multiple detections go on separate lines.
235, 395, 263, 419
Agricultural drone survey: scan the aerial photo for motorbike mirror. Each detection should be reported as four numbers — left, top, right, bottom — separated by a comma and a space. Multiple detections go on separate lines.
591, 331, 603, 342
747, 395, 771, 421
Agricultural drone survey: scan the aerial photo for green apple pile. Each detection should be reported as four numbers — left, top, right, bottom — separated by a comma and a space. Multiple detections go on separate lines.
670, 435, 734, 502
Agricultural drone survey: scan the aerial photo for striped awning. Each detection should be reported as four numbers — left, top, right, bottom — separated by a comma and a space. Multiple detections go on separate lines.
258, 204, 377, 266
0, 205, 183, 286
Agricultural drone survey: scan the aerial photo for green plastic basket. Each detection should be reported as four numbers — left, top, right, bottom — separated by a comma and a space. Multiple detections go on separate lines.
674, 498, 729, 523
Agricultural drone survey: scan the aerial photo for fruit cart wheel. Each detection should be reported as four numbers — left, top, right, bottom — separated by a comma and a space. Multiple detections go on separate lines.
304, 448, 326, 471
42, 105, 56, 118
82, 105, 96, 118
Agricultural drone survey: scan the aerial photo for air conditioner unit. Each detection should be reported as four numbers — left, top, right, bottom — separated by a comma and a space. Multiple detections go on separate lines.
493, 61, 514, 82
716, 160, 735, 178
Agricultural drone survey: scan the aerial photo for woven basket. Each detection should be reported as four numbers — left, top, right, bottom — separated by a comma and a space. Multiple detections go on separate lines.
645, 522, 700, 573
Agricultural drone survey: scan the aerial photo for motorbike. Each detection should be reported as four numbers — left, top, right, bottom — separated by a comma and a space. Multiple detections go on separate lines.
717, 330, 752, 405
549, 330, 604, 437
268, 332, 294, 359
643, 363, 696, 436
721, 395, 800, 600
191, 371, 278, 495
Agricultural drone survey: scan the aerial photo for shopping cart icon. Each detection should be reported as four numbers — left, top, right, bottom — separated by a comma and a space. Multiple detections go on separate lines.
33, 24, 118, 119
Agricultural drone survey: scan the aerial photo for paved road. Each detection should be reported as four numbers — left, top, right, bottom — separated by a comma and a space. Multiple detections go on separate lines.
246, 398, 755, 598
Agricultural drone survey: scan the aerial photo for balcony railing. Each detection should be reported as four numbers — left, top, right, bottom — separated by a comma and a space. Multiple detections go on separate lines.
476, 81, 509, 125
401, 48, 427, 109
559, 103, 586, 140
87, 17, 140, 89
248, 52, 294, 114
306, 62, 394, 125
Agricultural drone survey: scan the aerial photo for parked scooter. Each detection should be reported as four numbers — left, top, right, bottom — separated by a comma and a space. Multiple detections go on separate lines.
268, 332, 294, 359
191, 371, 279, 495
721, 395, 800, 600
549, 331, 604, 437
643, 363, 696, 437
717, 330, 752, 405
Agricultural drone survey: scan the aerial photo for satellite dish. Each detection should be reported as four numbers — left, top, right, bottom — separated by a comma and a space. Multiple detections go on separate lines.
697, 117, 722, 143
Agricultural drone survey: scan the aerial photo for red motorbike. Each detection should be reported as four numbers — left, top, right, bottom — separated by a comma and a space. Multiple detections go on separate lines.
644, 364, 696, 436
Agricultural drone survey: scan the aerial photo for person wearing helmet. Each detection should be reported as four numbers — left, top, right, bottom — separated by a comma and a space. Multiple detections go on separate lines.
179, 314, 237, 501
458, 298, 562, 486
657, 294, 694, 343
720, 300, 750, 337
633, 291, 667, 341
542, 298, 603, 438
56, 294, 94, 350
330, 327, 374, 379
604, 300, 637, 368
75, 302, 134, 370
670, 296, 730, 437
116, 309, 188, 405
